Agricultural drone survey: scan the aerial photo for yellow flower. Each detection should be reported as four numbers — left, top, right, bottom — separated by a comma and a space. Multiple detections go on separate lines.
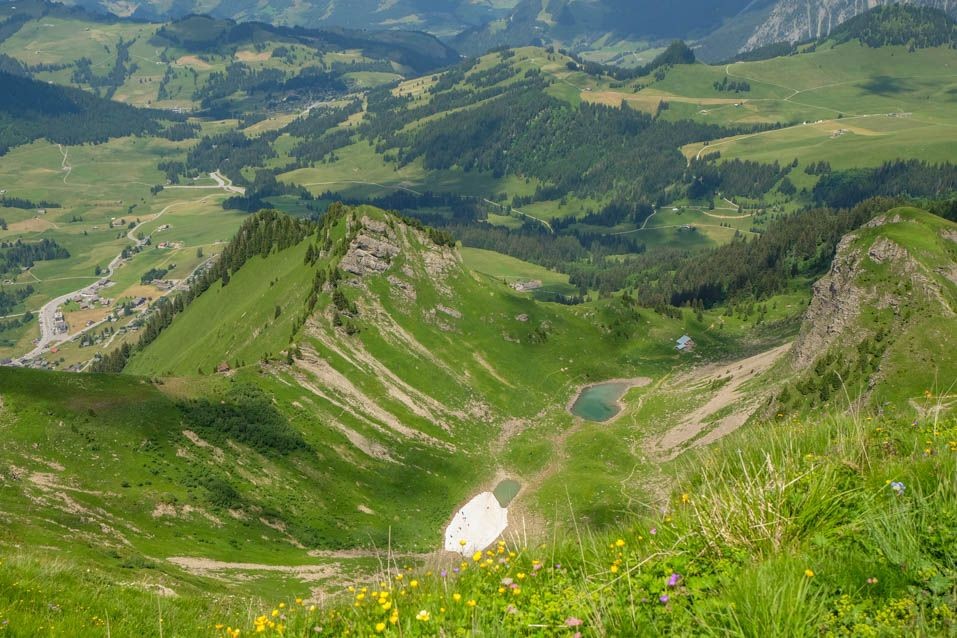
805, 569, 815, 578
216, 624, 225, 630
308, 605, 317, 613
381, 601, 392, 611
375, 622, 386, 633
278, 603, 286, 609
410, 579, 419, 589
394, 574, 403, 581
295, 598, 303, 605
453, 593, 462, 602
472, 551, 483, 562
271, 609, 280, 618
415, 610, 431, 622
680, 493, 690, 504
511, 587, 521, 596
467, 599, 477, 608
459, 539, 467, 547
615, 538, 626, 548
389, 612, 399, 625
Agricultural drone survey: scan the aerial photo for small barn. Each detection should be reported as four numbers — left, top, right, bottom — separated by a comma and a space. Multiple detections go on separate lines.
675, 335, 696, 352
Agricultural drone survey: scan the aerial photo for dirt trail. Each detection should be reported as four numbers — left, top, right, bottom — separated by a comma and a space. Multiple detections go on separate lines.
646, 343, 791, 460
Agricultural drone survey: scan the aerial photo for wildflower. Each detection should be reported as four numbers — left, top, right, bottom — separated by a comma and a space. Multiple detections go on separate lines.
610, 564, 619, 574
295, 598, 303, 605
216, 624, 225, 630
278, 603, 286, 609
271, 610, 280, 618
308, 605, 317, 613
440, 569, 447, 578
867, 577, 878, 585
649, 527, 657, 535
659, 594, 670, 604
415, 610, 431, 622
459, 539, 467, 547
680, 493, 690, 504
805, 569, 815, 578
615, 538, 626, 548
890, 481, 906, 496
466, 600, 477, 607
410, 580, 419, 589
472, 551, 483, 562
566, 617, 584, 627
667, 573, 681, 587
452, 593, 462, 602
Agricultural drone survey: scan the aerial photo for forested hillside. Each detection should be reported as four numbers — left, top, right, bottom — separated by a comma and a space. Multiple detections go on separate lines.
0, 70, 172, 153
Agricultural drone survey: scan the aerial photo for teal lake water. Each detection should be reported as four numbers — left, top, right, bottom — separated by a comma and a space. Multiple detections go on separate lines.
570, 382, 632, 422
493, 479, 521, 507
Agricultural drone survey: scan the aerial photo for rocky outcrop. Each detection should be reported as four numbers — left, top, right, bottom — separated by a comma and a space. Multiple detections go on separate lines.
745, 0, 957, 50
339, 217, 401, 276
791, 216, 955, 369
791, 234, 866, 369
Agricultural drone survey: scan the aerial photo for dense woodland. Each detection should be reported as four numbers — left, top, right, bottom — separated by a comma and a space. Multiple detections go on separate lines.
0, 71, 173, 154
0, 239, 69, 276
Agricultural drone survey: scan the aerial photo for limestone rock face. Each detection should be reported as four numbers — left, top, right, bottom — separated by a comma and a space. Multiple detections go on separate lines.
339, 217, 401, 276
790, 214, 955, 370
745, 0, 957, 51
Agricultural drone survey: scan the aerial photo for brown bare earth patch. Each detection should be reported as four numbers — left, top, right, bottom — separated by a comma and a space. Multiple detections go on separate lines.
167, 557, 341, 582
66, 307, 111, 334
7, 218, 56, 233
646, 343, 792, 460
175, 55, 213, 70
235, 50, 272, 62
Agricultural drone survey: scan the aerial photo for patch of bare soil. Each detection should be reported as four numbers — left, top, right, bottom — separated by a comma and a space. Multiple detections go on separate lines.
167, 557, 341, 582
646, 343, 791, 461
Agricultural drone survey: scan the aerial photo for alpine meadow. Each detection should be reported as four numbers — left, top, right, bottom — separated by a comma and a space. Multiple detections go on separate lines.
0, 1, 956, 637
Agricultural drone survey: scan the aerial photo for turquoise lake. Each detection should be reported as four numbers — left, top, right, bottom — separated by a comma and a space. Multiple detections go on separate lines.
569, 382, 632, 422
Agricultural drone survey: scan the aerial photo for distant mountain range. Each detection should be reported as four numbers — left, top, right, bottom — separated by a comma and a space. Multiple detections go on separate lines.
45, 0, 957, 60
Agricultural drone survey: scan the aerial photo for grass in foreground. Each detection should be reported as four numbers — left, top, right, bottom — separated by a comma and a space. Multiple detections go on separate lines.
2, 405, 954, 637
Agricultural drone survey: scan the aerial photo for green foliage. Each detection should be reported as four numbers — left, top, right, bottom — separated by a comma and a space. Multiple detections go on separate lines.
829, 5, 957, 49
179, 383, 309, 456
0, 70, 168, 154
0, 238, 69, 276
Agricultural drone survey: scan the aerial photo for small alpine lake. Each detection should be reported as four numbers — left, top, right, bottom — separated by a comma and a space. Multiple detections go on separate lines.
568, 378, 652, 422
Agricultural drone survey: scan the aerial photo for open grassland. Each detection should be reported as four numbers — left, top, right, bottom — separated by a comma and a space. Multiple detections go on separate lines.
460, 247, 577, 297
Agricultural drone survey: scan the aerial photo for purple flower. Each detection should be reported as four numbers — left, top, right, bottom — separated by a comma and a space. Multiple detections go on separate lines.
890, 481, 906, 496
649, 527, 657, 536
565, 617, 583, 628
452, 567, 460, 574
659, 594, 669, 604
440, 569, 447, 578
667, 573, 681, 587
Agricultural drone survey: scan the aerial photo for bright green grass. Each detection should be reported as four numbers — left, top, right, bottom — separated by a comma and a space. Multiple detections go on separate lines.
460, 247, 577, 297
